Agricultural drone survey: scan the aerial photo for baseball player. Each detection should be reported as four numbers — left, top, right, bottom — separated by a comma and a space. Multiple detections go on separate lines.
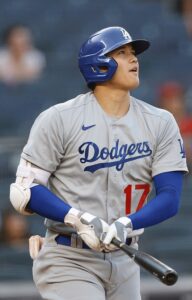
10, 26, 188, 300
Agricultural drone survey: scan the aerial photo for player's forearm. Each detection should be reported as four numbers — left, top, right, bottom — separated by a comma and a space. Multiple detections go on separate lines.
27, 185, 71, 222
129, 189, 179, 229
28, 185, 110, 252
129, 171, 183, 230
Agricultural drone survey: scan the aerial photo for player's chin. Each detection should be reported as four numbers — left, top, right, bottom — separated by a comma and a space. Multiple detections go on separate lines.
128, 78, 140, 90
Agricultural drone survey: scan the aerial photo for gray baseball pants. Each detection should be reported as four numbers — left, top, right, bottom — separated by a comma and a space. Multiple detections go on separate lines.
33, 232, 141, 300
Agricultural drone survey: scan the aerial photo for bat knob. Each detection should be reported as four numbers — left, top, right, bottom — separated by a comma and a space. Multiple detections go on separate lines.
163, 270, 178, 286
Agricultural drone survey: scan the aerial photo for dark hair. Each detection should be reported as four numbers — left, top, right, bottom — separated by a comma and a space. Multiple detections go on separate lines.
174, 0, 183, 14
88, 83, 96, 90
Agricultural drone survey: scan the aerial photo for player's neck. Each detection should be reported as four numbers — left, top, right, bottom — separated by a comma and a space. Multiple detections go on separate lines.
93, 86, 130, 118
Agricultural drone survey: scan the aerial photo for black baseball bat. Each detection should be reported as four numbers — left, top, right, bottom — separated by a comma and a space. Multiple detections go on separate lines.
49, 225, 178, 285
112, 238, 178, 286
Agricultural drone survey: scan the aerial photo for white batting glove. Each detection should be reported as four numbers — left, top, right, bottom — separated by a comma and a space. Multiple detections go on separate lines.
102, 217, 134, 251
29, 235, 44, 259
102, 228, 144, 251
64, 208, 109, 251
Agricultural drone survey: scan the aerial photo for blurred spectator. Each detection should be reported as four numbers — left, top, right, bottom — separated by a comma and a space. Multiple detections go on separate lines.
173, 0, 192, 38
158, 81, 192, 172
0, 208, 30, 249
0, 24, 46, 85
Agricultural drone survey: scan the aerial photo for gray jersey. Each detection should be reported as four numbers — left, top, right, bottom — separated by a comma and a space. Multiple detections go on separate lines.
21, 92, 188, 231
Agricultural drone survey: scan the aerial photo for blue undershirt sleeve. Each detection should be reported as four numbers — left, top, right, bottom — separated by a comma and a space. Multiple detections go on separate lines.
27, 185, 72, 223
129, 171, 184, 230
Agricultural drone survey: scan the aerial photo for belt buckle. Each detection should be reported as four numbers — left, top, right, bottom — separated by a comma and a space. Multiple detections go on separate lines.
71, 233, 85, 249
76, 235, 83, 248
71, 233, 77, 247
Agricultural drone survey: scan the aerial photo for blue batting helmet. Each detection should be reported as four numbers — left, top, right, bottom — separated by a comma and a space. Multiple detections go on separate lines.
78, 26, 150, 86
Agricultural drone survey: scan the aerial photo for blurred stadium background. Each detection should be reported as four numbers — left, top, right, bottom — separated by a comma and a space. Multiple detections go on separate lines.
0, 0, 191, 299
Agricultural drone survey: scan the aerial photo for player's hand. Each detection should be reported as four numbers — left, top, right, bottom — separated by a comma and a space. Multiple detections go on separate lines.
103, 227, 144, 251
64, 208, 109, 251
29, 235, 44, 259
102, 217, 139, 250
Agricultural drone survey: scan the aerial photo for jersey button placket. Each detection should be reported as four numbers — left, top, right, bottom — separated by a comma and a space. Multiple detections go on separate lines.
107, 123, 120, 223
113, 126, 118, 180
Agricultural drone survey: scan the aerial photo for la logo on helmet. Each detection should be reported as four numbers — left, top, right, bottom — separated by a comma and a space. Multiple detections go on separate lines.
121, 28, 131, 40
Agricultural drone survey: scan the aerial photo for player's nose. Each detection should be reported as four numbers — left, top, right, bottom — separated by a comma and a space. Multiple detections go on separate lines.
129, 55, 138, 63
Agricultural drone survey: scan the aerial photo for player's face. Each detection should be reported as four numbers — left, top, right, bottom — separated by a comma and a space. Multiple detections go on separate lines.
107, 44, 139, 91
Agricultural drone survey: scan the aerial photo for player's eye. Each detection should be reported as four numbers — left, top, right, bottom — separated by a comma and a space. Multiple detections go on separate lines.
118, 49, 126, 55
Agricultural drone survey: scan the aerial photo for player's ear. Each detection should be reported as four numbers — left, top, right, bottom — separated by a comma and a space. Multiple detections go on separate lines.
98, 66, 108, 73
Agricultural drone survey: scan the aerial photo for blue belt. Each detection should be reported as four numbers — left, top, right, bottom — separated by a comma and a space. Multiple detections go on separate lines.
55, 234, 132, 250
56, 234, 90, 249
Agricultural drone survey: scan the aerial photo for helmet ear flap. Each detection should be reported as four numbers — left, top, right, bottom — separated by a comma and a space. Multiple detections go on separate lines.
91, 65, 107, 74
79, 55, 118, 86
91, 66, 98, 73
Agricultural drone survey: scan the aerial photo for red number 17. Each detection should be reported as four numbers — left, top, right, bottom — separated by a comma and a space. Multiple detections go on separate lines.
124, 184, 150, 214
